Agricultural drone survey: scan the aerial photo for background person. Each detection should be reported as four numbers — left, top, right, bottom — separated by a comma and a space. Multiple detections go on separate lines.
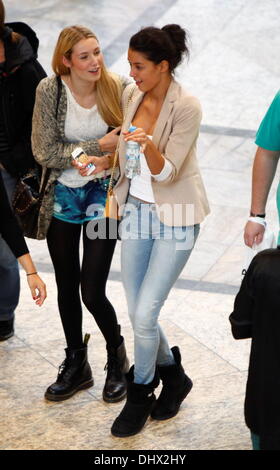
0, 0, 46, 341
230, 248, 280, 450
244, 90, 280, 248
0, 171, 46, 315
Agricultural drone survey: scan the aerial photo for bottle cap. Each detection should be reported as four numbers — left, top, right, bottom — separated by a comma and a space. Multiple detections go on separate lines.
128, 125, 137, 132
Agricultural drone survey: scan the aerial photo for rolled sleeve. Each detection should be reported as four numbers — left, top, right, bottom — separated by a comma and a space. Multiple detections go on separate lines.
151, 158, 173, 182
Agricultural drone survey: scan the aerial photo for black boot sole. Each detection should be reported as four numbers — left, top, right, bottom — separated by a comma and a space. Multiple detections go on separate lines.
151, 378, 193, 421
111, 400, 156, 438
111, 425, 147, 438
111, 415, 151, 438
44, 378, 94, 402
102, 389, 127, 403
0, 330, 14, 341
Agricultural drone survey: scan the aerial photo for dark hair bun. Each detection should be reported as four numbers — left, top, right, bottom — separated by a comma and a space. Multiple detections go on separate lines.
161, 24, 188, 54
129, 24, 190, 74
161, 24, 189, 70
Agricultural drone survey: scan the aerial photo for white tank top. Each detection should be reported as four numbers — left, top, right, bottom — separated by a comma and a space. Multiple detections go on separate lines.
129, 140, 155, 202
129, 135, 173, 202
58, 82, 108, 188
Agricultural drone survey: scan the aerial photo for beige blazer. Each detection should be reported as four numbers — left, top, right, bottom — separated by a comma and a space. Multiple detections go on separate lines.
113, 79, 210, 226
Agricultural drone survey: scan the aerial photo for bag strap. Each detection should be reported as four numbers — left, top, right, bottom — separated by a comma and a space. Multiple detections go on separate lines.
55, 75, 62, 120
107, 86, 136, 194
107, 146, 119, 196
39, 168, 51, 197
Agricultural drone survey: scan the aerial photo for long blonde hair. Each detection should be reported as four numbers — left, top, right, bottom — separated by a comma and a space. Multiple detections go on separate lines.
52, 25, 123, 127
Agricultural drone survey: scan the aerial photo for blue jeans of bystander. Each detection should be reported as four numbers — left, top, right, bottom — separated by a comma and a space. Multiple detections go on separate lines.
0, 170, 20, 321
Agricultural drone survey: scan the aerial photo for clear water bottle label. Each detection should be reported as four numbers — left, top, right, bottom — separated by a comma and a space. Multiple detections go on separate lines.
125, 127, 141, 179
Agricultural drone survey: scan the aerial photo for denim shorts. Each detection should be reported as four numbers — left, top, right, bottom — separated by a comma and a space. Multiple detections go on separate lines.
53, 178, 109, 224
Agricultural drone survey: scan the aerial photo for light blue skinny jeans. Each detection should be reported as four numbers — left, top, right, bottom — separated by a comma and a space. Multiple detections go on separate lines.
120, 195, 200, 384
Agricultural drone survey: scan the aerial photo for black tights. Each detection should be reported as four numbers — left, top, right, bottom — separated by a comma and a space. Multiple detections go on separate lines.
47, 217, 120, 350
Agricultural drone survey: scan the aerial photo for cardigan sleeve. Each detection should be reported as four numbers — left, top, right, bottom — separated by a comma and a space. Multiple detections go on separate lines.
0, 173, 29, 258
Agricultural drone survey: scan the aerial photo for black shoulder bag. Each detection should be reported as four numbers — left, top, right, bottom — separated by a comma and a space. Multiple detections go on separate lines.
12, 76, 62, 239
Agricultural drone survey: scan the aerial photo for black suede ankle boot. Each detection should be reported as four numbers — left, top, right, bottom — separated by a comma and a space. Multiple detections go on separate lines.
45, 334, 93, 402
151, 346, 192, 420
103, 336, 129, 403
111, 366, 159, 438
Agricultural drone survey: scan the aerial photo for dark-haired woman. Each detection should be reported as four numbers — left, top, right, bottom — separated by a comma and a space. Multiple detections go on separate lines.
111, 24, 210, 437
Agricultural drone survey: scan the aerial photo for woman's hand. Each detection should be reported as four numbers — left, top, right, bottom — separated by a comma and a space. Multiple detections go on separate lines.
98, 126, 121, 153
124, 127, 165, 174
27, 274, 47, 306
244, 221, 265, 247
123, 127, 149, 152
75, 155, 111, 176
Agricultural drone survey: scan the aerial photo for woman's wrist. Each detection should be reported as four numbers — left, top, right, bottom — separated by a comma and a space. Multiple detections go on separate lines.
26, 272, 38, 276
102, 155, 111, 170
98, 137, 104, 152
105, 154, 115, 168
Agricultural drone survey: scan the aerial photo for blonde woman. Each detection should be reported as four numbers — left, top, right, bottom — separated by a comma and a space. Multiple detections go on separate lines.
32, 26, 130, 403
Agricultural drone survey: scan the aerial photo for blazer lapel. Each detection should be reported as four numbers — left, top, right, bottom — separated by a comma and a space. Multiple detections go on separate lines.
123, 87, 144, 131
119, 80, 180, 173
152, 79, 179, 148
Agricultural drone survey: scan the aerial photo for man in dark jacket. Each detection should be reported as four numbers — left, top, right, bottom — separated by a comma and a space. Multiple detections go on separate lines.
229, 248, 280, 450
0, 0, 46, 341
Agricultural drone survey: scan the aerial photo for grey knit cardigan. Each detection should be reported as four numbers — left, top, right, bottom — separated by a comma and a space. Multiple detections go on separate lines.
31, 74, 129, 239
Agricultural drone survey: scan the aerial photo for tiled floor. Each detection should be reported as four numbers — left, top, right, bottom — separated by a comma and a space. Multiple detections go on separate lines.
1, 0, 280, 451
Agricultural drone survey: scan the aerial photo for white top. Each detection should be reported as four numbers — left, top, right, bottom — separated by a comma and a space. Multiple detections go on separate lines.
129, 136, 173, 203
58, 82, 108, 188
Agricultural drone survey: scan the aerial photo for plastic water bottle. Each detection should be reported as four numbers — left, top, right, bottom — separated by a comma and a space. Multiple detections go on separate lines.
124, 126, 140, 179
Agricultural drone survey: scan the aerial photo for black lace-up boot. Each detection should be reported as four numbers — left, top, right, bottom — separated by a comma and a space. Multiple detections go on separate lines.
103, 334, 129, 403
45, 334, 93, 402
111, 366, 160, 437
151, 346, 193, 420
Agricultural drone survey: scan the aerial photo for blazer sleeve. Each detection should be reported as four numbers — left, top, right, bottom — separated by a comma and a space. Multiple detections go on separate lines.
154, 96, 202, 184
0, 173, 29, 258
31, 78, 103, 170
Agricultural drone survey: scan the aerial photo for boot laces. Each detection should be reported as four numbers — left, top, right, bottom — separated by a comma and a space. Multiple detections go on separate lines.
104, 354, 122, 379
58, 359, 72, 380
58, 359, 67, 376
104, 355, 119, 371
58, 358, 77, 383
